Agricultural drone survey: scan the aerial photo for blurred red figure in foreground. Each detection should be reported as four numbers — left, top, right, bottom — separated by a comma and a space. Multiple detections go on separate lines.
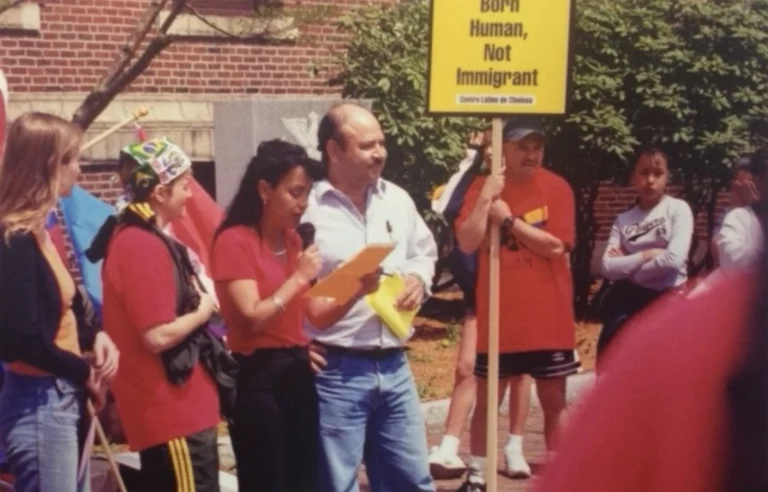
535, 268, 765, 491
535, 149, 768, 492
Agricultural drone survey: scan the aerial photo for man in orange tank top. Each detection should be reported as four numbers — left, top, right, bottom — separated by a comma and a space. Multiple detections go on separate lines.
454, 117, 579, 491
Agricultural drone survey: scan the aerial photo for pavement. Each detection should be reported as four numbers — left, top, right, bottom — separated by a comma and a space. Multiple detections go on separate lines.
359, 404, 548, 492
358, 372, 596, 491
90, 372, 595, 492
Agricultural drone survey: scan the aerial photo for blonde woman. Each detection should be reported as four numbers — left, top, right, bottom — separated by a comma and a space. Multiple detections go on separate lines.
0, 112, 119, 492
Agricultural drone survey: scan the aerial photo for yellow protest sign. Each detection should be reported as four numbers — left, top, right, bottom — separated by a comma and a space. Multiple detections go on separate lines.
427, 0, 574, 115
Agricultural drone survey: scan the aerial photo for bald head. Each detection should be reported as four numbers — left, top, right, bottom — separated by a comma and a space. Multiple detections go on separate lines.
317, 103, 374, 154
318, 103, 387, 191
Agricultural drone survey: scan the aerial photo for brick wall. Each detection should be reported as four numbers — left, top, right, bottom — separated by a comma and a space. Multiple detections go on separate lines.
593, 184, 730, 242
77, 162, 215, 204
80, 166, 123, 204
1, 0, 391, 95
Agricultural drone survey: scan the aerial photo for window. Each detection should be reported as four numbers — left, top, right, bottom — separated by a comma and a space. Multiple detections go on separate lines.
192, 162, 217, 201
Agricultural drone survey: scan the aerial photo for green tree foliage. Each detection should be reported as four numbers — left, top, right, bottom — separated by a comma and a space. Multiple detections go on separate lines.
335, 2, 484, 214
336, 0, 768, 317
548, 0, 768, 315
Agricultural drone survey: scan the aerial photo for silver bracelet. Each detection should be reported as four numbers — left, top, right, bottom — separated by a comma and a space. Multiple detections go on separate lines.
271, 296, 286, 313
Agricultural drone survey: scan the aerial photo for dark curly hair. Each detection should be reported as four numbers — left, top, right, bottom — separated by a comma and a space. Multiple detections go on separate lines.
633, 144, 669, 171
217, 139, 323, 237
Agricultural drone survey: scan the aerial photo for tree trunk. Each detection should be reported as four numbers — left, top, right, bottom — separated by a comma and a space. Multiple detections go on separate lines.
573, 179, 600, 320
71, 0, 187, 130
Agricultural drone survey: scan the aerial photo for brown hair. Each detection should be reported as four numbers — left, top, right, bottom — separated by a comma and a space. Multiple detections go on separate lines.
0, 112, 82, 239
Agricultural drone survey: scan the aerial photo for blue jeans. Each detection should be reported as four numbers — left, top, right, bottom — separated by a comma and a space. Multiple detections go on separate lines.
0, 370, 90, 492
315, 349, 434, 492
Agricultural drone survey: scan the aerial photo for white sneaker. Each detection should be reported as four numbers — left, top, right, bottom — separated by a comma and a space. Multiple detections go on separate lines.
429, 445, 467, 479
504, 447, 531, 479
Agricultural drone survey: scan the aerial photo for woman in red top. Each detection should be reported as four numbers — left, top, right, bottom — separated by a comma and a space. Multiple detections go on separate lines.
210, 140, 324, 492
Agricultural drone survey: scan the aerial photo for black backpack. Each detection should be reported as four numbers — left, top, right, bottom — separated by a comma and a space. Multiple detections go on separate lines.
442, 155, 484, 302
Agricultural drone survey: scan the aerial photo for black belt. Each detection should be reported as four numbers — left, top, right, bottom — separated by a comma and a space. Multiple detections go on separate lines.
319, 344, 402, 359
233, 346, 309, 366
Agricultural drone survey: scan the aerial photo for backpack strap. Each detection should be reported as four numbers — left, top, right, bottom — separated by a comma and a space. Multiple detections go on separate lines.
443, 155, 484, 225
116, 204, 199, 316
149, 228, 195, 316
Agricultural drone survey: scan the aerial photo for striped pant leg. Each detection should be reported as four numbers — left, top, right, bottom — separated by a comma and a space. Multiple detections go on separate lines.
138, 427, 219, 492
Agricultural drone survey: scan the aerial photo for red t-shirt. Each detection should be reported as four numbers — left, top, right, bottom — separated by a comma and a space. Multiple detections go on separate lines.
456, 168, 576, 353
210, 226, 308, 355
102, 227, 220, 451
535, 273, 754, 492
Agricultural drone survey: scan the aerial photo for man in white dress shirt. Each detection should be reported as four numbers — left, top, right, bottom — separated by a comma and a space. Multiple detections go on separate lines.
303, 103, 437, 492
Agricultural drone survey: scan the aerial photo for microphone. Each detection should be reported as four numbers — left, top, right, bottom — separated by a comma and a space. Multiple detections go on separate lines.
296, 222, 316, 251
296, 222, 317, 286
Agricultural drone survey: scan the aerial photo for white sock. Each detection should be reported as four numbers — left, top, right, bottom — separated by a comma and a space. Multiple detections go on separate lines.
439, 435, 460, 456
468, 455, 486, 478
505, 434, 524, 453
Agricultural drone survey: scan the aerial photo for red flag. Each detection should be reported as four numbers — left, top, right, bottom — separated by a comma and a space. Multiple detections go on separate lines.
133, 122, 148, 142
170, 177, 223, 273
45, 211, 69, 264
0, 69, 8, 156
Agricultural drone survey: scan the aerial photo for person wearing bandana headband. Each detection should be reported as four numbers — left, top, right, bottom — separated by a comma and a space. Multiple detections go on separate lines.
88, 138, 220, 307
100, 137, 223, 492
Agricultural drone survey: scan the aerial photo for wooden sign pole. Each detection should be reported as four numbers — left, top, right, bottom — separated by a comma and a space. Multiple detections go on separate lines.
485, 117, 503, 491
80, 107, 149, 152
426, 2, 575, 488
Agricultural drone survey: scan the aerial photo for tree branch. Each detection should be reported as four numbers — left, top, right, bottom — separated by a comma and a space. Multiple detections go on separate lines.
113, 35, 173, 99
159, 0, 187, 32
72, 0, 188, 130
183, 4, 270, 42
0, 0, 24, 18
92, 0, 170, 95
73, 35, 174, 131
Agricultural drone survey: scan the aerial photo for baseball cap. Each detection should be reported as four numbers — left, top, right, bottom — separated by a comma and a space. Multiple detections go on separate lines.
502, 115, 548, 143
122, 137, 192, 201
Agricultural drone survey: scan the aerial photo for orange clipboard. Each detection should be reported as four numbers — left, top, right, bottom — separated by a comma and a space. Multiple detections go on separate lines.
305, 243, 395, 305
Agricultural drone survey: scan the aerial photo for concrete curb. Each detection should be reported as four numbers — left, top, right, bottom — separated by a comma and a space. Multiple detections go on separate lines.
421, 371, 596, 429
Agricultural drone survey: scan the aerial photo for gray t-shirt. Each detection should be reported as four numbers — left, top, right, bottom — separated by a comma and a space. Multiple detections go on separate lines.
601, 195, 694, 291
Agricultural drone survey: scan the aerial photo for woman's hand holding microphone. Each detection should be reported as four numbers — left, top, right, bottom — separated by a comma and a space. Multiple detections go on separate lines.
295, 245, 323, 286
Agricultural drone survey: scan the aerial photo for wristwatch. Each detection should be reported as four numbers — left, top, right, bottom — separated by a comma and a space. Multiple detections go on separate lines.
501, 214, 517, 230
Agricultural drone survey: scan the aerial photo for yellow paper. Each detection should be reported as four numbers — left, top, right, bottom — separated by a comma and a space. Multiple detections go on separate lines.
365, 275, 418, 340
306, 243, 395, 305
